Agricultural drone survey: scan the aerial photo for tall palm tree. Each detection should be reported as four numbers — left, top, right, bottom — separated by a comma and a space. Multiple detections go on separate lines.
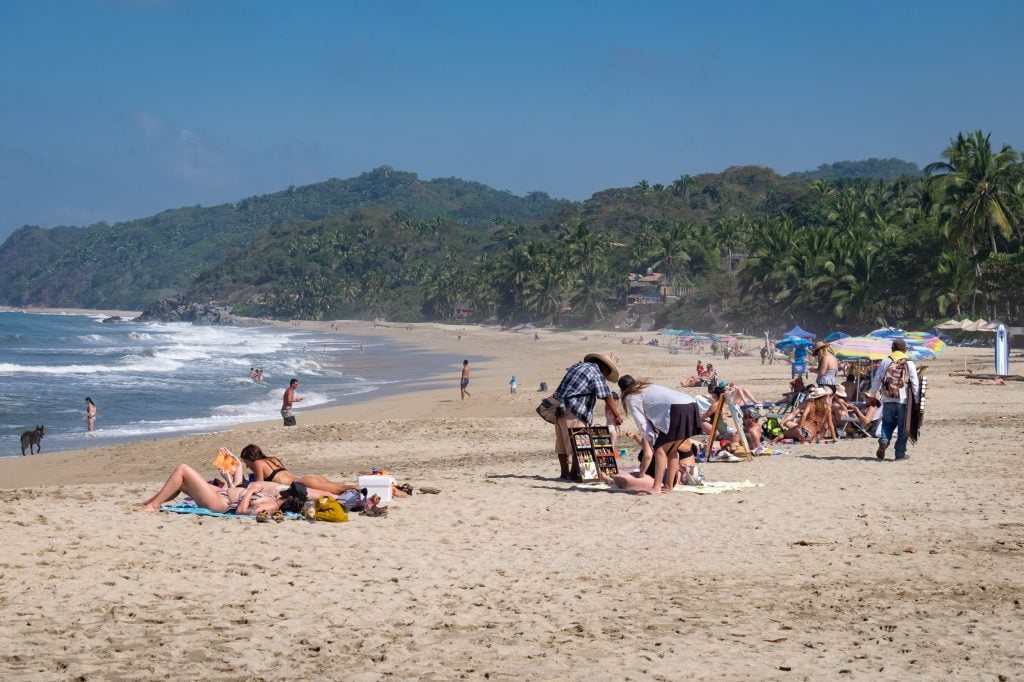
926, 130, 1020, 256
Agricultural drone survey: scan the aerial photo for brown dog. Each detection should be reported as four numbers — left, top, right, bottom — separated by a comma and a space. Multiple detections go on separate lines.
20, 425, 44, 456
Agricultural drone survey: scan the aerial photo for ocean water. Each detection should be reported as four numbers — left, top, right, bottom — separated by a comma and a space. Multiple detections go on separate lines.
0, 311, 467, 456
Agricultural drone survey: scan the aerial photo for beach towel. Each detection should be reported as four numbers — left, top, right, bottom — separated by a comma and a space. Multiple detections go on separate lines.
673, 480, 762, 494
159, 504, 303, 520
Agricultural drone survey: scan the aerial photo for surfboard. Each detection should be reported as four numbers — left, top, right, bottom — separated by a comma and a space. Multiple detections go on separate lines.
995, 324, 1009, 376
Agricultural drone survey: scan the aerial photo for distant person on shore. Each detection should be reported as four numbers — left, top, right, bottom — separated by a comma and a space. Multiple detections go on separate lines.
85, 397, 96, 432
509, 375, 518, 395
281, 378, 302, 426
461, 360, 472, 400
760, 345, 769, 365
534, 332, 540, 341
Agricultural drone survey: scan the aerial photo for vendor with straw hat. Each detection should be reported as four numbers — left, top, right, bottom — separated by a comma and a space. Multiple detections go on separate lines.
552, 353, 623, 480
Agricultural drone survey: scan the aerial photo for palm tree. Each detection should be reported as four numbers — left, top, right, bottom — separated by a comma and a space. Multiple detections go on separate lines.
926, 130, 1020, 256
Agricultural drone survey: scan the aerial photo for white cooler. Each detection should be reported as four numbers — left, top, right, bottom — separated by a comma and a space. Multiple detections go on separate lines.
358, 475, 395, 505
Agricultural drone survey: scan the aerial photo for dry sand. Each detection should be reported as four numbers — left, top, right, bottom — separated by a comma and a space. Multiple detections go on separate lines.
1, 318, 1022, 680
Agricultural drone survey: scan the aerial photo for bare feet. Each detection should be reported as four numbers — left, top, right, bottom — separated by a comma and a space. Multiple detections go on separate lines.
140, 503, 159, 513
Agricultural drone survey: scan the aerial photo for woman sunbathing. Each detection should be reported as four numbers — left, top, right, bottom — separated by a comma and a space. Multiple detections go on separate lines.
139, 463, 311, 514
240, 444, 359, 495
597, 430, 698, 494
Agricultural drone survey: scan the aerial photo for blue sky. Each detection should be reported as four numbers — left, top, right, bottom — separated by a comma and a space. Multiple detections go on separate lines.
1, 0, 1022, 238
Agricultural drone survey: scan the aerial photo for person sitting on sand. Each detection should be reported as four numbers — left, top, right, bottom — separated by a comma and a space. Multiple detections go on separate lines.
240, 444, 362, 495
772, 386, 835, 443
741, 407, 763, 449
139, 463, 313, 514
968, 377, 1006, 385
615, 375, 701, 494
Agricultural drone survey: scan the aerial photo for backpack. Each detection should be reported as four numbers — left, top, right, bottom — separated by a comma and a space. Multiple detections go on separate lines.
882, 357, 908, 398
763, 417, 783, 438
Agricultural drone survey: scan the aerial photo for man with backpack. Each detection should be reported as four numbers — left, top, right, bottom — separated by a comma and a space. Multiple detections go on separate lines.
868, 339, 919, 461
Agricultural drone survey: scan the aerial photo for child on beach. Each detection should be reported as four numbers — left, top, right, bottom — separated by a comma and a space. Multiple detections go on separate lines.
509, 375, 518, 395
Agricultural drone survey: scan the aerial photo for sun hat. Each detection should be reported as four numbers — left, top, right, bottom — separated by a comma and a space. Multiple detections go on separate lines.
806, 386, 829, 400
584, 353, 620, 383
811, 341, 830, 355
834, 385, 848, 399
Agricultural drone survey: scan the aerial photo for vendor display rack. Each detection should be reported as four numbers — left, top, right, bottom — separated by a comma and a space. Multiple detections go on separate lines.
568, 425, 619, 481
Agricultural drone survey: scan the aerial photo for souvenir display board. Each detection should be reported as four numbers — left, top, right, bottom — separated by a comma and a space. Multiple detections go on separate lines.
568, 426, 619, 481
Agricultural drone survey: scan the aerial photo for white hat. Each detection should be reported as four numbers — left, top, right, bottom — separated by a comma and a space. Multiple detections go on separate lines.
806, 386, 829, 400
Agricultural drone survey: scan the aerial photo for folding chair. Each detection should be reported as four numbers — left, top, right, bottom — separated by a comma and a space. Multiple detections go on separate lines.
837, 404, 873, 439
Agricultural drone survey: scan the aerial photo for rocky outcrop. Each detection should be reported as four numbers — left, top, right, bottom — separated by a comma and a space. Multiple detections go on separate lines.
101, 316, 122, 323
134, 296, 235, 325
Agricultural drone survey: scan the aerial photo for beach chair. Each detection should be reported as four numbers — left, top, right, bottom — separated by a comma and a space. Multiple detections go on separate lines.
765, 391, 804, 422
837, 409, 873, 439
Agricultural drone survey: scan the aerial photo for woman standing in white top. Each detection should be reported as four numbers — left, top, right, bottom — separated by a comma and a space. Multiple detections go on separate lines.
613, 375, 702, 494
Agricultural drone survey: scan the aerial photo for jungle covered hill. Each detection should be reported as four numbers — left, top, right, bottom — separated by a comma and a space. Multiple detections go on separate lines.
2, 135, 1022, 331
0, 168, 567, 310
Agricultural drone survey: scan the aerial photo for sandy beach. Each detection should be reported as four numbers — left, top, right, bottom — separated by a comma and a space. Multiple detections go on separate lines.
1, 318, 1022, 680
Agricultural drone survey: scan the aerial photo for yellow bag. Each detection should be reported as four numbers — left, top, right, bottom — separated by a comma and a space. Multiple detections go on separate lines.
314, 495, 349, 523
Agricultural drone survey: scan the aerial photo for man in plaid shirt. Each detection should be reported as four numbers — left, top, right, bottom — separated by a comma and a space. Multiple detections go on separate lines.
553, 353, 622, 480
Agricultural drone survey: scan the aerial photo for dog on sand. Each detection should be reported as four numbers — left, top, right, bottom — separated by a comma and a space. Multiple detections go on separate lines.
20, 425, 44, 456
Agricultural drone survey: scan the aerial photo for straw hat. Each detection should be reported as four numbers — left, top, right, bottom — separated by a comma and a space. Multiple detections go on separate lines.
834, 385, 847, 399
811, 341, 830, 355
584, 353, 620, 383
806, 385, 830, 400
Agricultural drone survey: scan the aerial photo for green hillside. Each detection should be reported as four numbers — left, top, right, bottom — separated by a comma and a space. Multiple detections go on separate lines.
0, 167, 567, 309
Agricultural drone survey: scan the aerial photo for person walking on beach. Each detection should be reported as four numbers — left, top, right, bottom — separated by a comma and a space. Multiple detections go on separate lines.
552, 353, 622, 480
509, 375, 518, 395
868, 339, 919, 461
281, 378, 303, 426
460, 360, 472, 400
84, 397, 96, 432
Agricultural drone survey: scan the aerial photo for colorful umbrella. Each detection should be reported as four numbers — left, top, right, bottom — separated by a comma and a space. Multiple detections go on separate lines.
830, 336, 936, 361
868, 329, 946, 355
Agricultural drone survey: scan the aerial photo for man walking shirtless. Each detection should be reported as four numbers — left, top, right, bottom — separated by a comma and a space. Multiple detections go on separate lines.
282, 378, 303, 426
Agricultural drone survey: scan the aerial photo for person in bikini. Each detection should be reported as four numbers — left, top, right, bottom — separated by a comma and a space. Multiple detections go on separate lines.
139, 463, 307, 514
240, 444, 362, 495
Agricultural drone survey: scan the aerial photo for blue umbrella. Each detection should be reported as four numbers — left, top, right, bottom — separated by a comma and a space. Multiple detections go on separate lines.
776, 336, 813, 351
824, 331, 850, 342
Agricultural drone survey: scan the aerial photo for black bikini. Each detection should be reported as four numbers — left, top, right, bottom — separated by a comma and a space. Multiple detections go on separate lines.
266, 467, 286, 482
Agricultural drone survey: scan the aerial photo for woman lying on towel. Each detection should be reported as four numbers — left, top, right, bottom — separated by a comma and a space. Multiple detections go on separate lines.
240, 444, 360, 495
139, 463, 322, 514
598, 430, 699, 494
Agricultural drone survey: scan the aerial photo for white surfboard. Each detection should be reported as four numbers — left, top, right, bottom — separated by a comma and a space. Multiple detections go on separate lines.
995, 324, 1009, 376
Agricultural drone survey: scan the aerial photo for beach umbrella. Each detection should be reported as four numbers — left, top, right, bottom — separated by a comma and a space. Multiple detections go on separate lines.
868, 329, 946, 355
830, 335, 936, 361
823, 331, 850, 342
783, 325, 816, 339
935, 319, 964, 331
775, 336, 813, 351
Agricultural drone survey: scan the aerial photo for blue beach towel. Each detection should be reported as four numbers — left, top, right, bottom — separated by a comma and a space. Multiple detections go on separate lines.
159, 504, 303, 520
